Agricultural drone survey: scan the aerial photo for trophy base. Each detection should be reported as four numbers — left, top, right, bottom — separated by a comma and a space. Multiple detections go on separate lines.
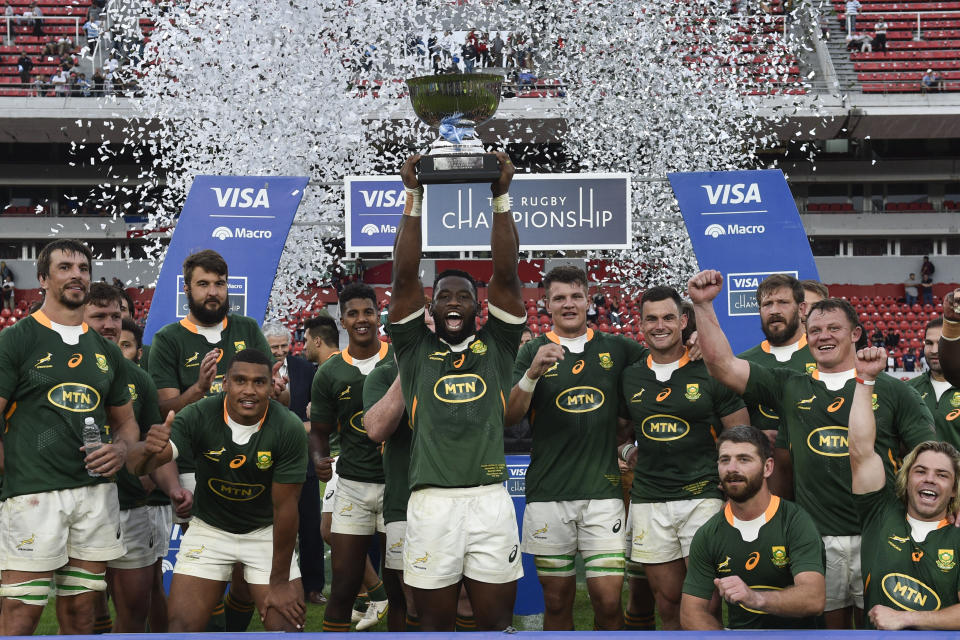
417, 153, 501, 184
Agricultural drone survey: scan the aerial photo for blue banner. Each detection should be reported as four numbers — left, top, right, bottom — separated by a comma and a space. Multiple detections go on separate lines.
143, 176, 308, 344
669, 170, 819, 354
344, 174, 631, 252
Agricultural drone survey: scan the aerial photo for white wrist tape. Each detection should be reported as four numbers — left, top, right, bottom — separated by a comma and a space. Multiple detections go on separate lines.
492, 193, 511, 214
518, 373, 538, 393
404, 186, 424, 217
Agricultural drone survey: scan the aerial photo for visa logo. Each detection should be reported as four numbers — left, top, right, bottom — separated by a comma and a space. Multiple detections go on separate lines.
732, 276, 761, 288
359, 189, 407, 209
701, 183, 761, 205
211, 187, 270, 208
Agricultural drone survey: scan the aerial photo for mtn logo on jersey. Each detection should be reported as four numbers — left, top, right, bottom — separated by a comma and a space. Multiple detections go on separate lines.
433, 374, 487, 403
685, 383, 701, 401
807, 426, 848, 457
641, 414, 690, 441
34, 352, 52, 369
209, 478, 266, 501
881, 573, 941, 611
348, 410, 365, 433
47, 383, 100, 412
555, 386, 604, 413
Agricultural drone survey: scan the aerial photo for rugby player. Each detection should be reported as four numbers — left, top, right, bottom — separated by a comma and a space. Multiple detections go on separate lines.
849, 345, 960, 630
681, 425, 825, 629
619, 285, 749, 630
128, 348, 308, 632
800, 280, 829, 315
387, 152, 525, 631
940, 289, 960, 387
689, 269, 935, 629
910, 318, 960, 449
504, 265, 646, 630
0, 240, 138, 635
311, 282, 392, 633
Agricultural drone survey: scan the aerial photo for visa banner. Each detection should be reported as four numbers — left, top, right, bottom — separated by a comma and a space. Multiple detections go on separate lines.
345, 174, 631, 252
143, 176, 308, 344
669, 170, 819, 354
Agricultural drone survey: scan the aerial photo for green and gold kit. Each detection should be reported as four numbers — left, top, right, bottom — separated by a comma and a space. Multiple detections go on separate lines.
169, 394, 308, 534
362, 359, 411, 524
854, 486, 960, 627
621, 353, 745, 503
389, 310, 524, 490
746, 364, 934, 535
908, 373, 960, 449
116, 358, 163, 510
739, 336, 816, 432
0, 311, 130, 499
310, 342, 390, 484
514, 329, 646, 503
149, 314, 271, 473
683, 496, 825, 629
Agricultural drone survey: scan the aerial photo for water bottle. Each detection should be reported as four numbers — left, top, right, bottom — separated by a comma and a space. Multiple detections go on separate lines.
82, 417, 102, 477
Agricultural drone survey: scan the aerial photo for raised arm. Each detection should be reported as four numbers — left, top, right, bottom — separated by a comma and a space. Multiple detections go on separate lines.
940, 289, 960, 387
389, 155, 426, 323
486, 151, 523, 316
848, 346, 887, 495
687, 270, 751, 394
504, 342, 565, 426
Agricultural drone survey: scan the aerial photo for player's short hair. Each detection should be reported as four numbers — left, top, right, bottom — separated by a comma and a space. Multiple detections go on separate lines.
716, 425, 773, 461
640, 286, 684, 316
800, 279, 829, 300
87, 282, 124, 308
183, 249, 228, 287
121, 317, 143, 349
681, 301, 697, 343
339, 282, 378, 311
896, 441, 960, 515
926, 317, 944, 336
806, 297, 859, 329
755, 273, 803, 306
261, 322, 289, 342
118, 287, 136, 318
542, 265, 588, 295
521, 326, 533, 339
36, 239, 92, 280
226, 348, 272, 376
433, 269, 477, 300
305, 315, 339, 348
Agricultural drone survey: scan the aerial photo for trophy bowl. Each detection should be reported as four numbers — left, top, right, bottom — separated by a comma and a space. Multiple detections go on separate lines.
405, 73, 504, 184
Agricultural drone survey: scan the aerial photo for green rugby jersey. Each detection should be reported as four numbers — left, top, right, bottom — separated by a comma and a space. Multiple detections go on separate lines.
0, 311, 130, 499
362, 359, 411, 524
148, 314, 272, 473
621, 353, 745, 503
514, 329, 646, 503
389, 309, 524, 490
854, 486, 960, 626
116, 358, 163, 510
169, 394, 308, 534
738, 336, 817, 433
310, 342, 390, 484
683, 496, 825, 629
746, 364, 934, 536
908, 373, 960, 450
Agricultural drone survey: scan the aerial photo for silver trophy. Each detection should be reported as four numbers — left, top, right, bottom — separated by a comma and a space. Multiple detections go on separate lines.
406, 73, 503, 184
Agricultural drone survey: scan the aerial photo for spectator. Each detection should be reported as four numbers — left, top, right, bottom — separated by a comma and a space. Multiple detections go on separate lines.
31, 73, 46, 96
92, 68, 105, 95
477, 32, 490, 67
819, 13, 830, 39
920, 273, 934, 306
872, 20, 887, 51
0, 260, 14, 311
845, 31, 871, 52
921, 255, 935, 277
30, 2, 42, 36
871, 326, 885, 347
83, 18, 100, 54
904, 271, 919, 306
490, 32, 504, 66
461, 40, 476, 73
77, 73, 91, 96
42, 37, 58, 56
844, 0, 860, 32
902, 349, 918, 372
17, 50, 33, 86
51, 69, 68, 96
57, 35, 73, 56
586, 299, 598, 324
884, 328, 900, 351
111, 276, 124, 288
922, 69, 943, 93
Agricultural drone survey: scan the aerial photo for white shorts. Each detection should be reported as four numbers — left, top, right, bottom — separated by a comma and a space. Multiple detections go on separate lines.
824, 534, 863, 611
404, 484, 523, 589
173, 473, 196, 525
0, 484, 124, 571
629, 498, 723, 564
384, 521, 406, 571
173, 518, 301, 585
522, 498, 625, 555
330, 477, 385, 536
320, 457, 339, 514
109, 506, 160, 570
150, 504, 173, 560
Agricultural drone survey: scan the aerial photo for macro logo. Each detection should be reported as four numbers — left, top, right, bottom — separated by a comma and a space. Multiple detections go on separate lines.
47, 383, 100, 412
434, 374, 486, 403
208, 478, 265, 501
640, 414, 690, 441
361, 223, 379, 236
705, 224, 726, 238
881, 573, 941, 611
555, 386, 605, 413
807, 426, 849, 457
212, 226, 233, 240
